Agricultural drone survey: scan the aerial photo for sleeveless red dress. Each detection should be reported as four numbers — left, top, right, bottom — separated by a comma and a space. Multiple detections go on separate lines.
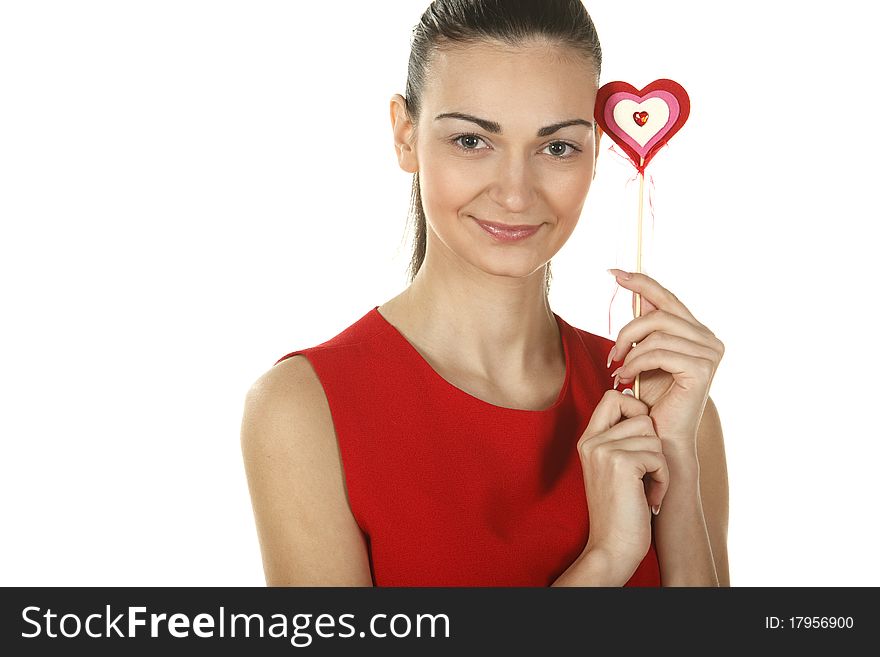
274, 306, 661, 587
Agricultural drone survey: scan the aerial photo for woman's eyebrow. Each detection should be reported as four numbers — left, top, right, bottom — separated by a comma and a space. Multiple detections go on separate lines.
434, 112, 593, 136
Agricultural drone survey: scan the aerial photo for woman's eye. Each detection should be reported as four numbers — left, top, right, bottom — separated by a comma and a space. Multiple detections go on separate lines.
452, 134, 487, 151
450, 133, 581, 159
543, 142, 581, 158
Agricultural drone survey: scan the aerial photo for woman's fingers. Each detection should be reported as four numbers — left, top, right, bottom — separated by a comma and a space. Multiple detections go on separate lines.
605, 436, 664, 454
609, 269, 703, 328
613, 347, 716, 388
579, 391, 659, 454
582, 389, 650, 436
611, 310, 717, 368
578, 390, 670, 511
633, 449, 669, 509
577, 389, 673, 560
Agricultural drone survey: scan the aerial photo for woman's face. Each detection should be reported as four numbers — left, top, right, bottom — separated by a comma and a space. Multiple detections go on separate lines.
392, 40, 602, 283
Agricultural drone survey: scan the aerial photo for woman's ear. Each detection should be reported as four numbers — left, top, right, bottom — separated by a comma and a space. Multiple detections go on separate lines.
390, 94, 418, 174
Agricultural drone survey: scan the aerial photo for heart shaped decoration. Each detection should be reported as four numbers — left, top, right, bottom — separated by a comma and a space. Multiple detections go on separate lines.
594, 79, 690, 173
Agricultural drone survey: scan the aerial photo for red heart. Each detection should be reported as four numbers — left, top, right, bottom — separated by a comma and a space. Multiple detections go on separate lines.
594, 79, 690, 173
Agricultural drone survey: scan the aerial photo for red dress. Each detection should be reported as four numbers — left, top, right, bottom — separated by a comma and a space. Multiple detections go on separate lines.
275, 306, 661, 586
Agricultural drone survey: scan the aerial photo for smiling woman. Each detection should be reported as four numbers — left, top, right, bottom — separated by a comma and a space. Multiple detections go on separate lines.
437, 111, 593, 243
400, 37, 603, 300
240, 0, 727, 588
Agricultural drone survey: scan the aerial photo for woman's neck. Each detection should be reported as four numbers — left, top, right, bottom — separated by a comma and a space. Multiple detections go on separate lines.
378, 251, 561, 385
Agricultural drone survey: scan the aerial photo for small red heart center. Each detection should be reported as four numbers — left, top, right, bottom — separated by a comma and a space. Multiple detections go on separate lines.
633, 111, 649, 126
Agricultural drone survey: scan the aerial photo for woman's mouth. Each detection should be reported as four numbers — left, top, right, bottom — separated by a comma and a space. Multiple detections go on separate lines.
472, 217, 543, 242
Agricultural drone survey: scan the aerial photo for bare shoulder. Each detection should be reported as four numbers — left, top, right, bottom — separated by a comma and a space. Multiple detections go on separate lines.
245, 356, 334, 431
240, 355, 373, 586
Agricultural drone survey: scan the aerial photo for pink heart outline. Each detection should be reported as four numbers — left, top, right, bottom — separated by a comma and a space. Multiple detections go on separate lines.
603, 90, 681, 160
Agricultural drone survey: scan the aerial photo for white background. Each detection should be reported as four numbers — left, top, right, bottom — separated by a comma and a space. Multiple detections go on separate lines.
1, 1, 876, 586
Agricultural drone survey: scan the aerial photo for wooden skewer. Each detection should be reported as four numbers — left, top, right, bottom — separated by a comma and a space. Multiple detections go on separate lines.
634, 156, 645, 400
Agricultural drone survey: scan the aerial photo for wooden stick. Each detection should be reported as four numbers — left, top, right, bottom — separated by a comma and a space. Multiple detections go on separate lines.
634, 157, 645, 400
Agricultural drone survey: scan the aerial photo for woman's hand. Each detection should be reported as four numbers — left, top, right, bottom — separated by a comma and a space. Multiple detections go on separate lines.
577, 389, 670, 579
607, 269, 725, 457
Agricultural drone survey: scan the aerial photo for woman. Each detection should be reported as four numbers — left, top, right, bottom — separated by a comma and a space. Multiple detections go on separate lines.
240, 0, 728, 587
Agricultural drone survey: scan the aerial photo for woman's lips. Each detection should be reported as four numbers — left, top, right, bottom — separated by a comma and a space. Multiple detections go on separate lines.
473, 217, 542, 242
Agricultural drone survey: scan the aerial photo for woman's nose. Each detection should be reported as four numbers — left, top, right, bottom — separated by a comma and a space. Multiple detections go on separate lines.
487, 158, 538, 211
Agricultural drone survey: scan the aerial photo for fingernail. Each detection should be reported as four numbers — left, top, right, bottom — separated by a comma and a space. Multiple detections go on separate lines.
608, 268, 632, 280
610, 366, 623, 379
622, 388, 634, 397
651, 504, 660, 516
606, 346, 617, 368
613, 374, 620, 390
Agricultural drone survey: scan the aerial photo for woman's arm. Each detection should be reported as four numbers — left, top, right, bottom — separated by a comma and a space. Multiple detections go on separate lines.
652, 395, 729, 586
695, 395, 730, 585
550, 546, 635, 587
240, 356, 374, 586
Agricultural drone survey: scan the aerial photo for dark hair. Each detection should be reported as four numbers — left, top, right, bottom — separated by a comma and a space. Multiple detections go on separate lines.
402, 0, 602, 297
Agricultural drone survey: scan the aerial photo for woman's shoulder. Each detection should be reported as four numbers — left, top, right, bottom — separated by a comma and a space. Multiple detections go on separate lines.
241, 355, 373, 585
241, 354, 346, 519
243, 354, 331, 452
252, 305, 387, 430
264, 353, 322, 396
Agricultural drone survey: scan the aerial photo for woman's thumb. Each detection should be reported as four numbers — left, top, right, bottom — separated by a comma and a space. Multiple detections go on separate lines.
642, 455, 669, 513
